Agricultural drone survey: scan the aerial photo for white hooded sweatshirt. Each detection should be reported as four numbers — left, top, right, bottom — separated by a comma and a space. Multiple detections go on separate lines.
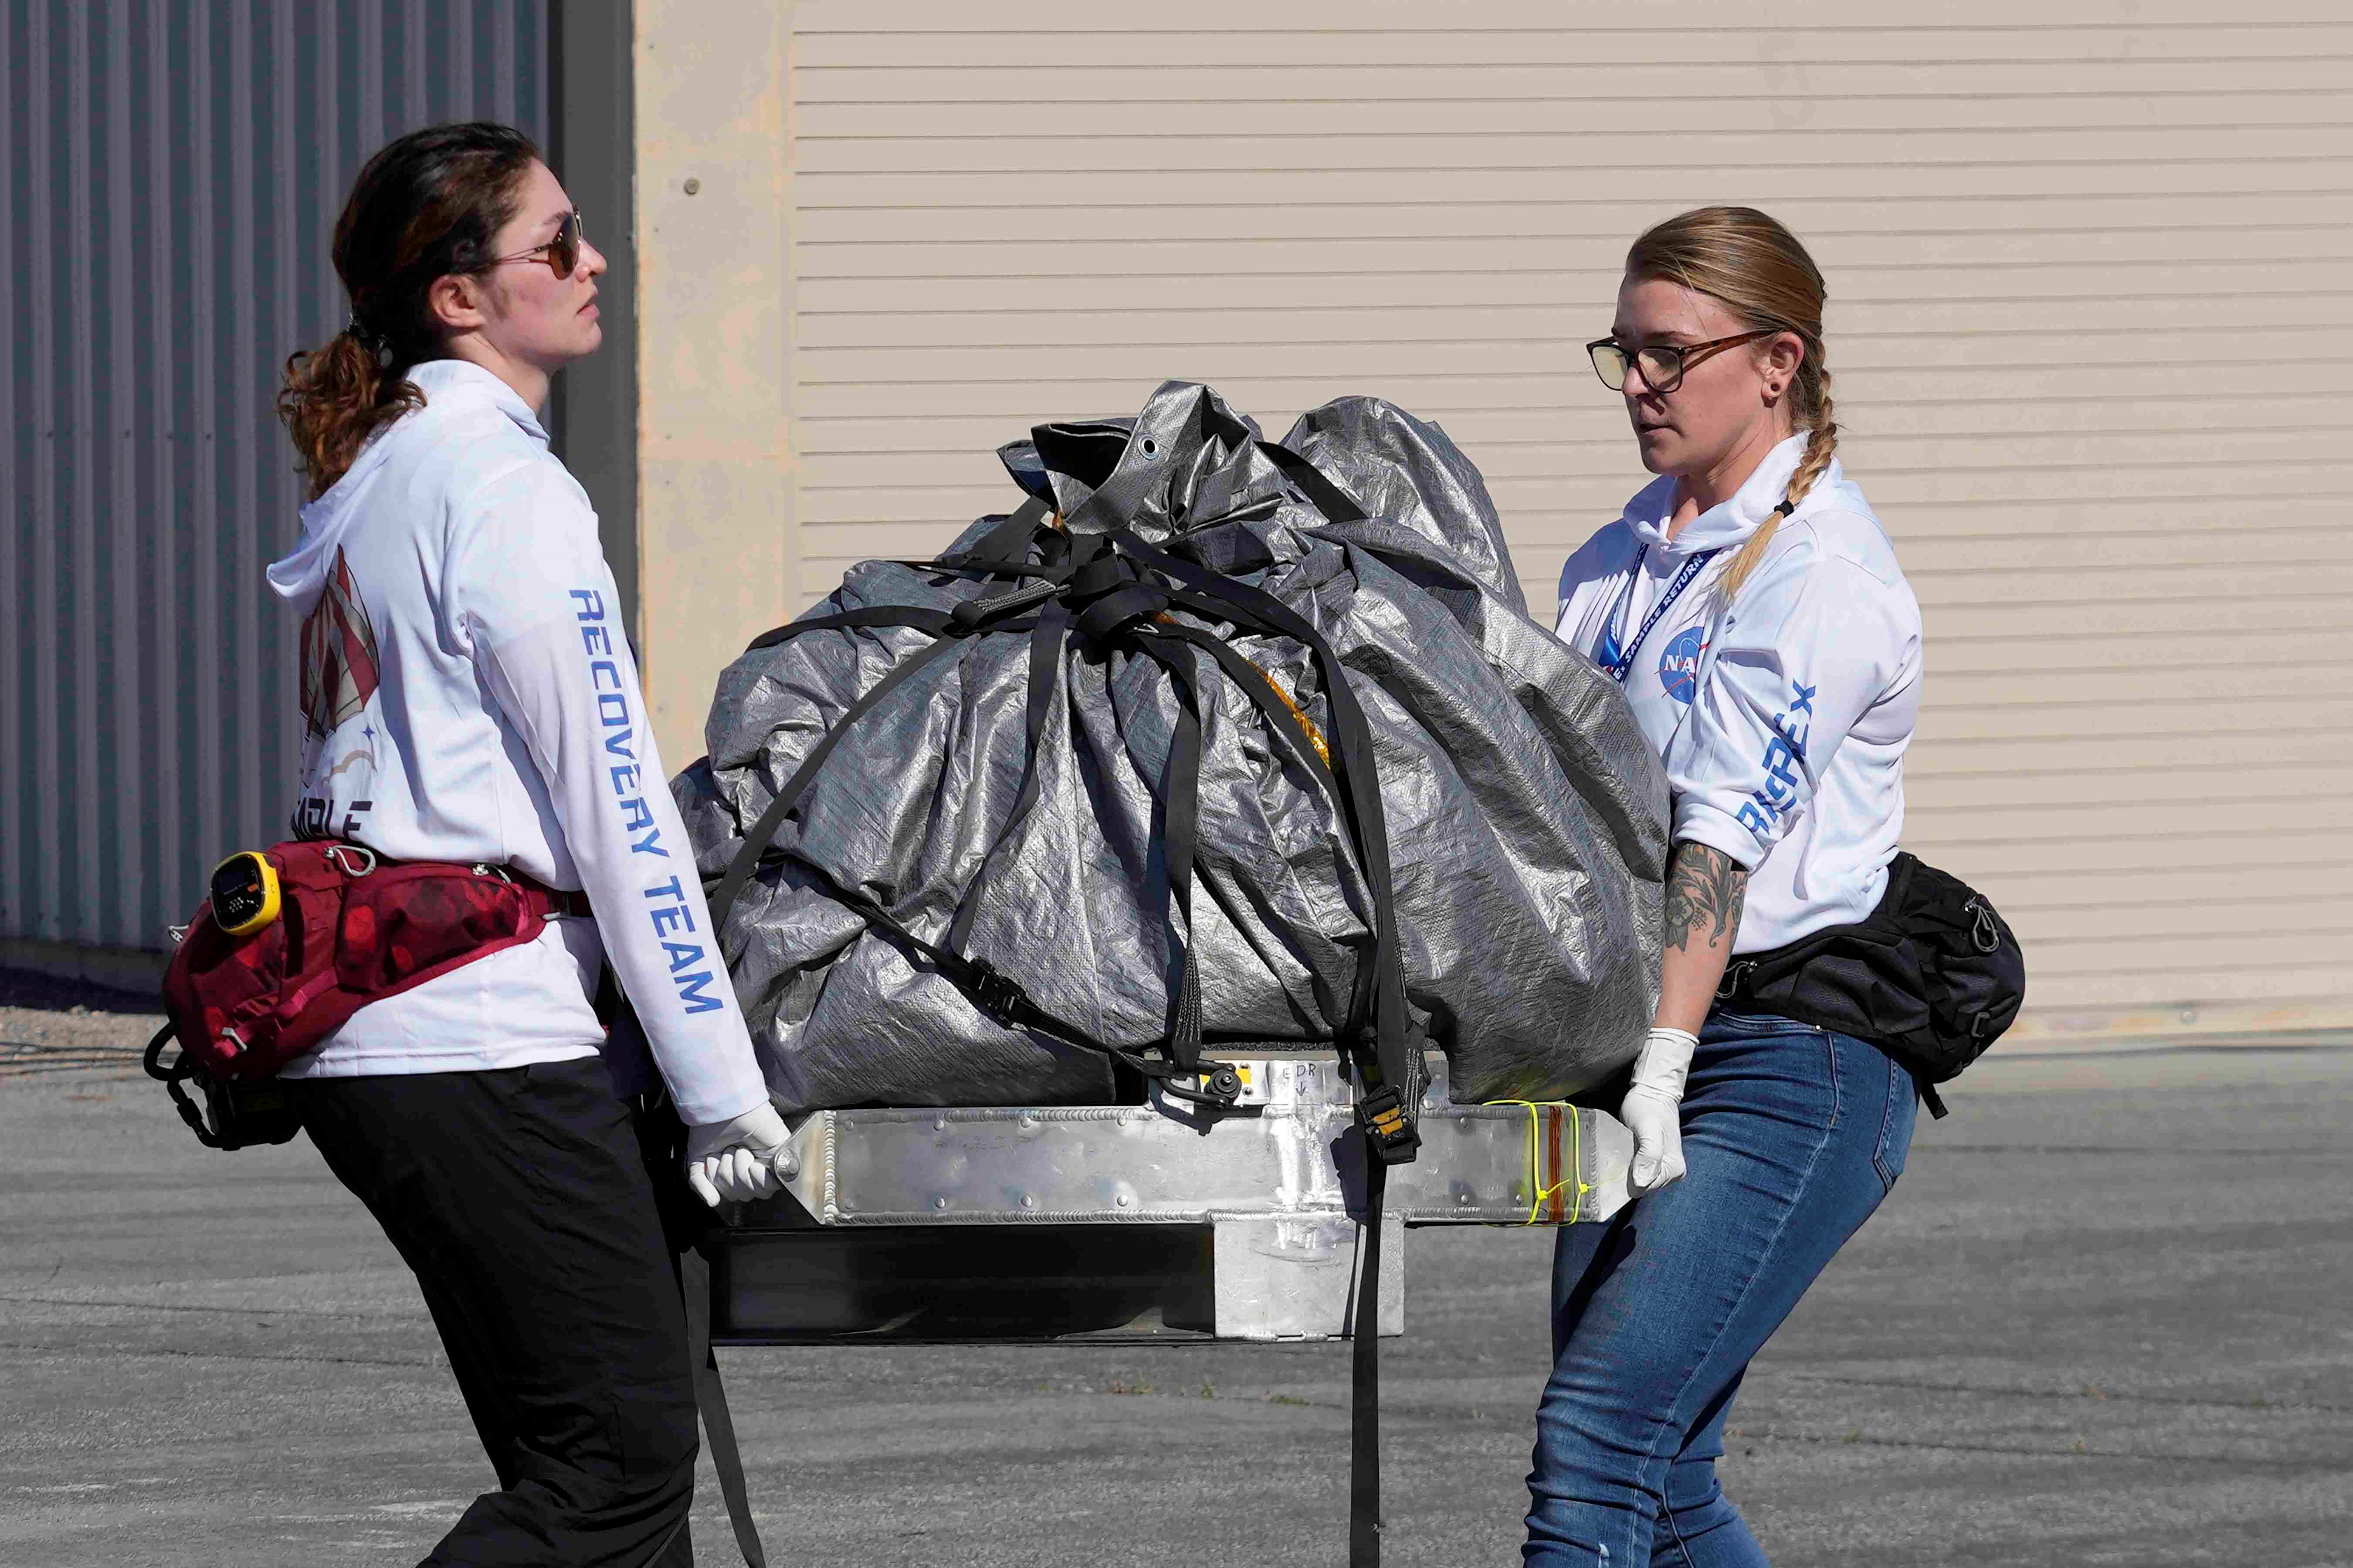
264, 359, 767, 1125
1555, 433, 1923, 954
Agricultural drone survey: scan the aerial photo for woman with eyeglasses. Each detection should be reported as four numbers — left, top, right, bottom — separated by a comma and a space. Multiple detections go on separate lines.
1524, 207, 1925, 1565
270, 122, 786, 1565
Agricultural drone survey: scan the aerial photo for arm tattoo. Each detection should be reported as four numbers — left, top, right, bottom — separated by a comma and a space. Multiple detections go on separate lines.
1662, 842, 1748, 953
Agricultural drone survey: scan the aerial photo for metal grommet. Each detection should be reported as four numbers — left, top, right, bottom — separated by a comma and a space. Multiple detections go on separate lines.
1142, 437, 1157, 455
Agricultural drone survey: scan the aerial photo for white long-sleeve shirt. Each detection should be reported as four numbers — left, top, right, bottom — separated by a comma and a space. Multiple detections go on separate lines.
1554, 433, 1922, 953
262, 359, 768, 1124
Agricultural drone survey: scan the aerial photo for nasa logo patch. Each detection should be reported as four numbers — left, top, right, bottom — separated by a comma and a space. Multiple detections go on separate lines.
1658, 623, 1708, 704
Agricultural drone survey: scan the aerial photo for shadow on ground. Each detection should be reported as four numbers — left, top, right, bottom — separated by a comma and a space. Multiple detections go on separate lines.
1, 1006, 2347, 1567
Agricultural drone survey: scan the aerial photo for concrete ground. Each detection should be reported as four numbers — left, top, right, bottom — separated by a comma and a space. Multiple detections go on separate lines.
3, 980, 2348, 1567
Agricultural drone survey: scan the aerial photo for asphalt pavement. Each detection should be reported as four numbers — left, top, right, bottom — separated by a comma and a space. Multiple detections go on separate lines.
2, 986, 2347, 1567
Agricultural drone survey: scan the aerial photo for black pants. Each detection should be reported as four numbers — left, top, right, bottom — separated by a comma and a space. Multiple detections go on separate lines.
293, 1056, 699, 1568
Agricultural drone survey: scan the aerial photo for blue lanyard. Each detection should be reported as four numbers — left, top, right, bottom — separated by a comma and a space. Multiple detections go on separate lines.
1595, 546, 1719, 684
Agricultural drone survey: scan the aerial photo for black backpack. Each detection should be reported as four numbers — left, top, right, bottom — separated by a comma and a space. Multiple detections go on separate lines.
1713, 851, 2025, 1117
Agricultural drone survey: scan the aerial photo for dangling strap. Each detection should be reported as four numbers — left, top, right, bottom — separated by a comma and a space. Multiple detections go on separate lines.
678, 1239, 768, 1568
713, 441, 1420, 1565
1349, 1154, 1390, 1567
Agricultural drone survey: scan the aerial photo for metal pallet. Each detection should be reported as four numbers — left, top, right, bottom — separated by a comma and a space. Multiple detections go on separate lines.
712, 1055, 1632, 1345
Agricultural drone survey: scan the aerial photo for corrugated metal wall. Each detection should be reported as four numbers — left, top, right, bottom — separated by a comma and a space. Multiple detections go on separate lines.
773, 0, 2353, 1044
0, 0, 547, 955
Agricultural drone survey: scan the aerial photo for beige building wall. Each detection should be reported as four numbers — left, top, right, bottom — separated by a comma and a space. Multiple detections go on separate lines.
634, 0, 2353, 1049
631, 1, 797, 785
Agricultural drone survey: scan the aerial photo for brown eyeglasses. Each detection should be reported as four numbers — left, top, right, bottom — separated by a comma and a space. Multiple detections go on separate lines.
489, 209, 585, 278
1587, 329, 1773, 394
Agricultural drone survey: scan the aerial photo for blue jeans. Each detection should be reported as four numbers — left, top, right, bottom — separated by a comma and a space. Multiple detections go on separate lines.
1524, 1013, 1918, 1566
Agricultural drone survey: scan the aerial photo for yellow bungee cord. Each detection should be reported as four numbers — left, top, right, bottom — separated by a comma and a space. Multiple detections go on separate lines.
1488, 1100, 1589, 1226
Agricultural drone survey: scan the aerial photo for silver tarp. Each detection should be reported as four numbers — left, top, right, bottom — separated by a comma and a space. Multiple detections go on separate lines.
676, 381, 1668, 1113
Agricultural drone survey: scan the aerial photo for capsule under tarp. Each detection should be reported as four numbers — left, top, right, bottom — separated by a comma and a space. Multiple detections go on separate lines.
677, 380, 1668, 1116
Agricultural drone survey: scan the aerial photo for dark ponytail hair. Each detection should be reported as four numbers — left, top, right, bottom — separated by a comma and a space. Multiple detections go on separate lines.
278, 122, 541, 499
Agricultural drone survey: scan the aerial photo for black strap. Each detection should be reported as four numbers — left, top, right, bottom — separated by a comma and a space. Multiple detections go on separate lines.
1118, 450, 1409, 1562
800, 859, 1201, 1096
1350, 1154, 1389, 1568
939, 495, 1054, 571
1107, 525, 1420, 1163
721, 453, 1418, 1133
678, 1239, 767, 1568
1119, 453, 1411, 1565
944, 597, 1071, 959
1124, 631, 1208, 1073
715, 442, 1416, 1563
1257, 440, 1370, 525
713, 580, 1079, 935
709, 614, 970, 937
143, 1024, 225, 1150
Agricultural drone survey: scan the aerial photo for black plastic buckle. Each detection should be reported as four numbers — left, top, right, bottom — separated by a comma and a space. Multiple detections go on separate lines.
1355, 1084, 1421, 1166
962, 957, 1025, 1027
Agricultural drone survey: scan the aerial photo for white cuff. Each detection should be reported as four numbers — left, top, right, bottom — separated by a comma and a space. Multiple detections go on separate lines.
1631, 1026, 1698, 1100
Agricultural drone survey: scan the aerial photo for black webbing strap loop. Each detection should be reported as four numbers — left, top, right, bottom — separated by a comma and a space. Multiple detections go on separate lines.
1072, 582, 1170, 647
1125, 631, 1209, 1074
678, 1239, 767, 1568
934, 494, 1054, 573
1106, 520, 1420, 1164
1256, 440, 1370, 525
1065, 549, 1132, 601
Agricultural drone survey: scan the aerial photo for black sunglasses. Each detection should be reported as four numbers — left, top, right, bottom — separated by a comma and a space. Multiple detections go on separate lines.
489, 209, 585, 279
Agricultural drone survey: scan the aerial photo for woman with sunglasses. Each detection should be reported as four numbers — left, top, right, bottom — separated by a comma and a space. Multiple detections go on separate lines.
270, 122, 785, 1565
1524, 207, 1925, 1565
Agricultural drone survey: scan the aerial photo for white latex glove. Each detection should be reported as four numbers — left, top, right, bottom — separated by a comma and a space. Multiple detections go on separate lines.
1621, 1026, 1698, 1196
683, 1102, 791, 1207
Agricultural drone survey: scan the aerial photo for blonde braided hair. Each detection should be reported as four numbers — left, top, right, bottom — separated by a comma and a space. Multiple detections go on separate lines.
1624, 206, 1836, 608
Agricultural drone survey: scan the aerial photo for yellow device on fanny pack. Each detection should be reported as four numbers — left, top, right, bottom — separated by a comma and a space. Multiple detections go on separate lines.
209, 851, 283, 937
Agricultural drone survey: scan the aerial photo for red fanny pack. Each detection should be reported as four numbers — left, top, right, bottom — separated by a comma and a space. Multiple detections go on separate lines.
157, 840, 588, 1081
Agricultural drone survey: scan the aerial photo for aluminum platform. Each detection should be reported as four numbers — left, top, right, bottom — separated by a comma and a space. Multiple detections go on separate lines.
712, 1055, 1633, 1345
